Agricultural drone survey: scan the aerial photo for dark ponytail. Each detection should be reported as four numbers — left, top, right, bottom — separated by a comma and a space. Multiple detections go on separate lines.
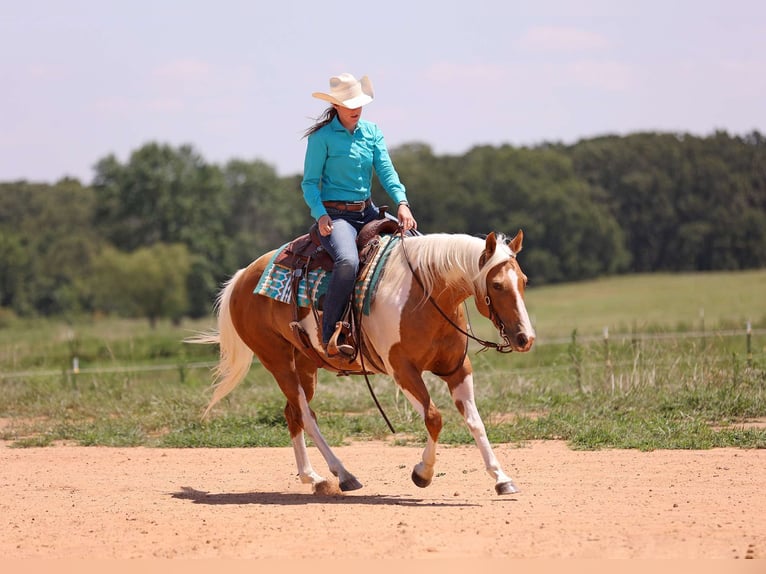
303, 106, 337, 138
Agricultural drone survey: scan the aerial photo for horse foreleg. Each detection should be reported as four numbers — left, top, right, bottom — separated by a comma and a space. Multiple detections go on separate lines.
449, 373, 519, 495
400, 387, 442, 488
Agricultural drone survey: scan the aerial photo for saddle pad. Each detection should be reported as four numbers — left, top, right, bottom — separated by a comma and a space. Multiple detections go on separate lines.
253, 235, 398, 315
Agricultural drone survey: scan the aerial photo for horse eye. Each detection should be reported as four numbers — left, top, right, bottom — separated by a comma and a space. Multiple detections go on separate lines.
492, 281, 503, 291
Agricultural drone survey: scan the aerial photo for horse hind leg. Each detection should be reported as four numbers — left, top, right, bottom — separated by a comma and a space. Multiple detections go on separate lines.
290, 385, 362, 492
283, 402, 325, 488
274, 353, 362, 493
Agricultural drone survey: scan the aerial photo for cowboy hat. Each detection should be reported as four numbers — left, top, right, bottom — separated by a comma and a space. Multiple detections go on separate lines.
312, 73, 374, 109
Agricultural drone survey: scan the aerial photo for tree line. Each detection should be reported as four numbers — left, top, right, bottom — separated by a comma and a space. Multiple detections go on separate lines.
1, 130, 764, 325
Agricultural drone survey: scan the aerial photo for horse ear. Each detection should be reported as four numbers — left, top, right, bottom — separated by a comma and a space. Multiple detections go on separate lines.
509, 229, 524, 254
480, 232, 498, 268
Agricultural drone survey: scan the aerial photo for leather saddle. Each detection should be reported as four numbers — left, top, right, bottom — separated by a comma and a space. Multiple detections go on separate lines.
282, 212, 402, 372
275, 214, 401, 275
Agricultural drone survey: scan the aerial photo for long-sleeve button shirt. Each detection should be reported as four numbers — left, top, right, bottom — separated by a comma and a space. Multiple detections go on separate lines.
301, 116, 408, 221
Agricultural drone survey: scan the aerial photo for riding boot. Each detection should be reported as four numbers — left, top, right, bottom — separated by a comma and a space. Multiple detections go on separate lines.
326, 321, 355, 359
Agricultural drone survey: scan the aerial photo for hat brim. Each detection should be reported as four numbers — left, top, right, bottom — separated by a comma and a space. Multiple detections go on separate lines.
312, 92, 373, 108
312, 75, 374, 109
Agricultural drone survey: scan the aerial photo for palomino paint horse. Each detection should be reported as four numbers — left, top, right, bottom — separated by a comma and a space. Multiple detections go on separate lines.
193, 230, 535, 495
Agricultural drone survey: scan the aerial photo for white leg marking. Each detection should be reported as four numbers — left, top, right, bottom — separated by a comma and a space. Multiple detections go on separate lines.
451, 375, 514, 486
291, 431, 325, 485
401, 388, 425, 418
400, 389, 436, 483
296, 387, 359, 489
413, 436, 437, 484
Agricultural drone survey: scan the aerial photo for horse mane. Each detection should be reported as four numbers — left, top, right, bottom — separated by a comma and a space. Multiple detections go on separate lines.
383, 233, 513, 302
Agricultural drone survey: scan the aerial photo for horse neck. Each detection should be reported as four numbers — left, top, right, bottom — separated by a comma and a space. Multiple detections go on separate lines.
395, 234, 483, 304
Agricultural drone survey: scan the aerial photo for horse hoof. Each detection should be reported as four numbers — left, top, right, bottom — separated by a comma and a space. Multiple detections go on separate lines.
339, 477, 363, 492
495, 480, 519, 495
411, 470, 432, 488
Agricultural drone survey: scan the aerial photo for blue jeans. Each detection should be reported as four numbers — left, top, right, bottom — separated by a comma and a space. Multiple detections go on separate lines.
318, 203, 381, 345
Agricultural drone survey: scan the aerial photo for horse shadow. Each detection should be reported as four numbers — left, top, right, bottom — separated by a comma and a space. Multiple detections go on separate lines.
170, 486, 484, 508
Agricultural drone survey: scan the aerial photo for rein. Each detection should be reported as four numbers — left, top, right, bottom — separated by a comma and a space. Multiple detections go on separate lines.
296, 241, 397, 434
398, 231, 515, 354
355, 313, 397, 434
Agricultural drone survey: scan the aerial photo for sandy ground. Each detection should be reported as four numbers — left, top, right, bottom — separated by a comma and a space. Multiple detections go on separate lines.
1, 440, 764, 560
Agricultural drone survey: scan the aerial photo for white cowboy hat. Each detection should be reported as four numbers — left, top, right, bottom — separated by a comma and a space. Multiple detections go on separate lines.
312, 73, 374, 109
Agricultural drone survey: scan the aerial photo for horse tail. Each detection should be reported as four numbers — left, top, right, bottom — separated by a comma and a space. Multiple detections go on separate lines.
186, 268, 254, 418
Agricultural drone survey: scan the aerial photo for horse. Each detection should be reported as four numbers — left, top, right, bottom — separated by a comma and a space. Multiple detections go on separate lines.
190, 230, 535, 495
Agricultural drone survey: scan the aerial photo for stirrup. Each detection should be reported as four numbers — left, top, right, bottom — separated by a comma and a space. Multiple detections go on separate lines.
326, 321, 355, 359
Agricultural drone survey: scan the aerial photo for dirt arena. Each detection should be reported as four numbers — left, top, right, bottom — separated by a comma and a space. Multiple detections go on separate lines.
1, 440, 764, 560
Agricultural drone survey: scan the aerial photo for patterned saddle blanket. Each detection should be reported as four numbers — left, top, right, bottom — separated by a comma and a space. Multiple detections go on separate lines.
253, 233, 399, 316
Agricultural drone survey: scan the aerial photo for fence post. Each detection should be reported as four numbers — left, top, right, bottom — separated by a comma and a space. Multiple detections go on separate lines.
178, 362, 187, 384
604, 326, 614, 393
569, 329, 582, 392
66, 328, 80, 388
700, 308, 710, 377
747, 321, 752, 369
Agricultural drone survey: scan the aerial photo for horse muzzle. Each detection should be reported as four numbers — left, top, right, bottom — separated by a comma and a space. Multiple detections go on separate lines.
511, 327, 535, 353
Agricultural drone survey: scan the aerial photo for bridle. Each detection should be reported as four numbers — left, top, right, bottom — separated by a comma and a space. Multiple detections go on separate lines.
399, 232, 515, 354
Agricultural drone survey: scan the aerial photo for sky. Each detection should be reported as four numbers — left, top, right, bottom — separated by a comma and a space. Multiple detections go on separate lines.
2, 0, 765, 184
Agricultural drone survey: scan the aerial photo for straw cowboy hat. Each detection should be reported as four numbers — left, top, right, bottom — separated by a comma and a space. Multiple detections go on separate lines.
312, 73, 374, 109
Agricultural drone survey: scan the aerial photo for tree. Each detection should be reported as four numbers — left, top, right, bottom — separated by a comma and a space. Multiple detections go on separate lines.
0, 232, 32, 313
223, 159, 308, 266
3, 131, 766, 320
0, 179, 102, 316
91, 243, 192, 327
93, 143, 235, 316
448, 144, 630, 282
386, 142, 470, 233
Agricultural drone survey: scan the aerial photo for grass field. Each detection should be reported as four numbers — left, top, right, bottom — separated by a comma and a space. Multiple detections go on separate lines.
1, 270, 764, 450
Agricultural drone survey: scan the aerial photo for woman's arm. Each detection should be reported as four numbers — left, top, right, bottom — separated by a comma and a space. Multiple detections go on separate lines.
301, 133, 329, 221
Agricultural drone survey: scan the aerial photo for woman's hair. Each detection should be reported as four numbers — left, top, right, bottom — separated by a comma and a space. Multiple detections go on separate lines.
303, 106, 337, 138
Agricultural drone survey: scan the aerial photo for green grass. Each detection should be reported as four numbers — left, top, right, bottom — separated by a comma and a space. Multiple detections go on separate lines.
524, 269, 766, 339
1, 270, 765, 450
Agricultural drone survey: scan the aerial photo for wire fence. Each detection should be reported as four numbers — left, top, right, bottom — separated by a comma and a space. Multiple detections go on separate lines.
2, 326, 763, 382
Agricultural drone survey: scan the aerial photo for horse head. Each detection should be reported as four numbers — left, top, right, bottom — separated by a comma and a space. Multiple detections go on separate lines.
475, 230, 536, 353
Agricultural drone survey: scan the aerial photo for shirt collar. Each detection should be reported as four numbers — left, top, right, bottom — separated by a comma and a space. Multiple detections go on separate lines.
331, 115, 358, 134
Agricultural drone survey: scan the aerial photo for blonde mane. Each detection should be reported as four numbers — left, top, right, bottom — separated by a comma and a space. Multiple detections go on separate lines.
382, 233, 513, 301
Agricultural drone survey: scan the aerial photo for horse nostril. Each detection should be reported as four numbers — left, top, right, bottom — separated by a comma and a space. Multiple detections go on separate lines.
516, 333, 528, 347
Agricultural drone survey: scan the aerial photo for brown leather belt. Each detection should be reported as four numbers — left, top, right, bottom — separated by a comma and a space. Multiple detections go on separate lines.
323, 198, 371, 212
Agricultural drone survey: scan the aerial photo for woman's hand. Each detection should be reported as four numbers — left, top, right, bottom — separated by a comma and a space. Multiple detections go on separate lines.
397, 204, 417, 232
318, 214, 334, 236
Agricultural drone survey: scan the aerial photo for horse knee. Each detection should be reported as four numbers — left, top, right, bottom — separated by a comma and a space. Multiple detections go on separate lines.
284, 403, 303, 436
424, 404, 443, 441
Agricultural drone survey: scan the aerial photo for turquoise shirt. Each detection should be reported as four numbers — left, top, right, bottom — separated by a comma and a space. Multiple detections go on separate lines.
301, 116, 408, 221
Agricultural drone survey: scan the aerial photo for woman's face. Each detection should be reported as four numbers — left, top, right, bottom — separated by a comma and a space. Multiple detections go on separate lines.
334, 104, 363, 130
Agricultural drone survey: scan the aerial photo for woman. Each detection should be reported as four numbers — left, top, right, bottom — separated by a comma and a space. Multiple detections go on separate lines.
301, 72, 417, 359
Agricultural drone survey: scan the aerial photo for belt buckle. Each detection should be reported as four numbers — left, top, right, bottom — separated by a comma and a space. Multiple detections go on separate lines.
348, 200, 365, 211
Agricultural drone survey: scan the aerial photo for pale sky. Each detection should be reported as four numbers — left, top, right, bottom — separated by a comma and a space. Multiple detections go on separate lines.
2, 0, 764, 184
